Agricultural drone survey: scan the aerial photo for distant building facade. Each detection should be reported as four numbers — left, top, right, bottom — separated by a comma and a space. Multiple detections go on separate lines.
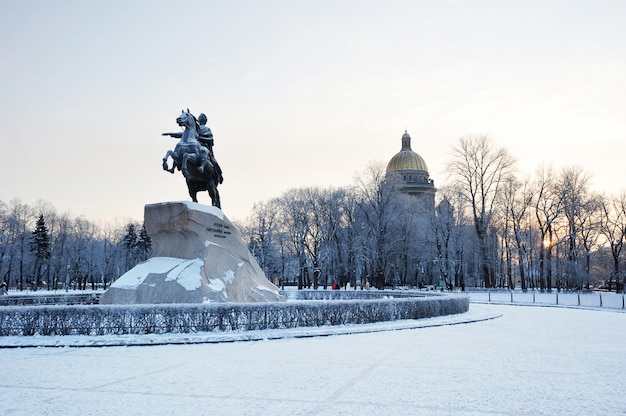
386, 130, 436, 212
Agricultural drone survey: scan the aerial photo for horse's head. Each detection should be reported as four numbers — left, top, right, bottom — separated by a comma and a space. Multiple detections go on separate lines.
176, 109, 196, 129
174, 109, 200, 144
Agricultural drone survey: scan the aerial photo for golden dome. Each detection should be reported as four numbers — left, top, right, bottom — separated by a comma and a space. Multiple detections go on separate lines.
386, 131, 429, 172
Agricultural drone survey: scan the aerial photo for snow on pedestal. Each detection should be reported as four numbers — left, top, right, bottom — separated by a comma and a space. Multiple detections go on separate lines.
100, 201, 284, 304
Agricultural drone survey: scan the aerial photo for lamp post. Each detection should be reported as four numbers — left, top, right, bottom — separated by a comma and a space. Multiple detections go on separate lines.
65, 264, 70, 292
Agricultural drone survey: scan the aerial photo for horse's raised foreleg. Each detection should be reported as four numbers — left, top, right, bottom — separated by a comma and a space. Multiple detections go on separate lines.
162, 150, 176, 173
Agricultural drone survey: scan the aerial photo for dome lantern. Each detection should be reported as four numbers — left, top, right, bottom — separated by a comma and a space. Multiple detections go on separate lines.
401, 130, 411, 150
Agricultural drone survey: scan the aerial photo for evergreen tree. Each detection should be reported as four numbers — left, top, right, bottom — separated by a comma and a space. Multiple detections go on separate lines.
123, 223, 138, 270
29, 214, 51, 290
137, 224, 152, 262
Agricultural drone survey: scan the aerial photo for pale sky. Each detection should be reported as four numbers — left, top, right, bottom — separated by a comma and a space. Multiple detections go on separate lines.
1, 0, 625, 224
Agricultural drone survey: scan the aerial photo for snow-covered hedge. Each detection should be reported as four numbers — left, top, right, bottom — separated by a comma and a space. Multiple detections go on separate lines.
0, 292, 469, 336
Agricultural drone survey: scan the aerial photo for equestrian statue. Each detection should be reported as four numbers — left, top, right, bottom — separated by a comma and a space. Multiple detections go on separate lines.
162, 109, 223, 208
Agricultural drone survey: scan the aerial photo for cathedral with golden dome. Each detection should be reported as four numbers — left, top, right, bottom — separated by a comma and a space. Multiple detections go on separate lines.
386, 130, 436, 210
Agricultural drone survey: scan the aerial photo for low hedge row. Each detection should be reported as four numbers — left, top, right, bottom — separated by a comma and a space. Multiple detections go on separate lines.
0, 292, 469, 336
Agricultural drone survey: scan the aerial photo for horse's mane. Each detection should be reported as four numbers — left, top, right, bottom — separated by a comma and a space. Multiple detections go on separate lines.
192, 115, 200, 132
186, 109, 200, 133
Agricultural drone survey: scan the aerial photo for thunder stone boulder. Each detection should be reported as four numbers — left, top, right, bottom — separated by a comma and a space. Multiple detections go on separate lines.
100, 202, 284, 304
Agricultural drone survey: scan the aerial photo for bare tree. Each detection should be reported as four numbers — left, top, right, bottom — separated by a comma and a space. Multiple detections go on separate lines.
501, 177, 534, 290
557, 166, 595, 290
448, 135, 515, 287
577, 194, 602, 289
599, 193, 626, 292
533, 166, 562, 291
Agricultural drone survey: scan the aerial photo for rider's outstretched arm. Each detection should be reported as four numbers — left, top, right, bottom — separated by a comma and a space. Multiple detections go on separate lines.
162, 132, 183, 138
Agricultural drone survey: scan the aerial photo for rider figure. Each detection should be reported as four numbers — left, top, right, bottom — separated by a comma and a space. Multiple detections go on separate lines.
197, 113, 224, 184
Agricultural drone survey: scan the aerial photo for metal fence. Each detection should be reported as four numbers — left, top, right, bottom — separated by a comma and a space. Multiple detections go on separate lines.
0, 293, 100, 306
468, 290, 625, 309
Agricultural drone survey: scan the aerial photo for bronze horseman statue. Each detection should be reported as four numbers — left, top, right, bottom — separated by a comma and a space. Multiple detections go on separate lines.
162, 109, 223, 208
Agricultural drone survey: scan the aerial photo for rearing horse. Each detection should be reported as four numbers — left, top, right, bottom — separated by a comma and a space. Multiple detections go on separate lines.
162, 110, 221, 208
162, 110, 207, 178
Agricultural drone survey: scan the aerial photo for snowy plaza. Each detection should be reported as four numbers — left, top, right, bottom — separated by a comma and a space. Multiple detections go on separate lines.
1, 303, 625, 416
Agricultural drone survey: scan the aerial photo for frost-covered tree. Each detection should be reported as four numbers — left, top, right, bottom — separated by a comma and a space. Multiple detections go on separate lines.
315, 187, 361, 289
0, 199, 147, 291
97, 221, 126, 288
48, 212, 72, 289
439, 185, 474, 289
354, 163, 405, 289
301, 188, 325, 289
0, 201, 10, 288
448, 135, 515, 288
275, 187, 341, 289
333, 186, 360, 288
67, 217, 100, 290
277, 188, 312, 289
3, 200, 35, 290
245, 199, 283, 281
433, 197, 455, 289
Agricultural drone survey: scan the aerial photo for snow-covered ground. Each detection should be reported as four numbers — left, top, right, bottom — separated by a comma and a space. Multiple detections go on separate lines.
1, 304, 625, 415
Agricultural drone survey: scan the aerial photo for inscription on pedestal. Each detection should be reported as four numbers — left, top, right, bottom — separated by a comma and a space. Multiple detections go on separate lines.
207, 221, 232, 239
